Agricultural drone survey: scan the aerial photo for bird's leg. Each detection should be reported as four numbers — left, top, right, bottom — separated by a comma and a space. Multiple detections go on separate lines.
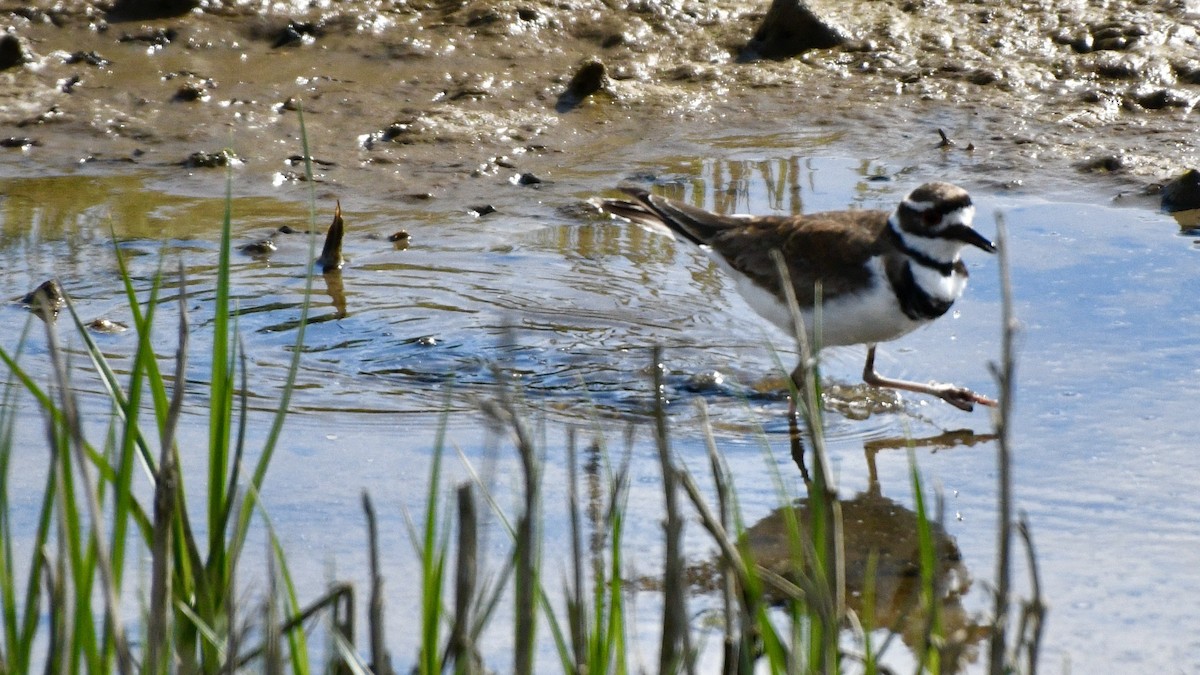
787, 366, 811, 482
861, 345, 997, 412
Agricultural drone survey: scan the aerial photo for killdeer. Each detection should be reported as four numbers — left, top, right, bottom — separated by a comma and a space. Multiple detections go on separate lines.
594, 182, 997, 411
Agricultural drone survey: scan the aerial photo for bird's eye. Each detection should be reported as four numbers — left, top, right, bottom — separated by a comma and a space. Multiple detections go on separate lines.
922, 210, 942, 227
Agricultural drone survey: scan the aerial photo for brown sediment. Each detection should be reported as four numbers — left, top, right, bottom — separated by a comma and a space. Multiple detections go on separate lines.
0, 0, 1196, 202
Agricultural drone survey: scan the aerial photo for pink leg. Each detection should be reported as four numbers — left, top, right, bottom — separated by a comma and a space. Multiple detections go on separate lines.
862, 345, 997, 412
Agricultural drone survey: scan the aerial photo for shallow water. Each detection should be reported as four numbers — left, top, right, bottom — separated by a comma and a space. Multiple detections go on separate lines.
3, 134, 1200, 672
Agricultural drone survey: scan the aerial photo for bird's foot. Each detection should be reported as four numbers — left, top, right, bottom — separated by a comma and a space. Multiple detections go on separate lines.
930, 382, 998, 412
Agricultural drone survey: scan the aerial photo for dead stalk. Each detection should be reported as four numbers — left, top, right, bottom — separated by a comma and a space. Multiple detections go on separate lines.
651, 346, 692, 675
362, 492, 393, 675
448, 483, 480, 675
988, 213, 1017, 674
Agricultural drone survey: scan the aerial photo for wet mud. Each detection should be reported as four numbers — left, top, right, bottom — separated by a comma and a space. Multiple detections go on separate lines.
0, 0, 1197, 205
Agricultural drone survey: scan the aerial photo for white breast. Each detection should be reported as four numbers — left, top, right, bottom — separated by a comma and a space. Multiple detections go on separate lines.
712, 255, 954, 349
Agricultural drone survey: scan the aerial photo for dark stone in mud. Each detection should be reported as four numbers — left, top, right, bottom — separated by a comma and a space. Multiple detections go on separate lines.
173, 82, 208, 102
742, 0, 848, 60
272, 21, 322, 48
1065, 21, 1147, 54
1093, 54, 1140, 80
468, 204, 496, 216
388, 230, 411, 241
1161, 170, 1200, 213
968, 69, 1000, 86
108, 0, 198, 20
1, 137, 40, 148
65, 51, 111, 67
183, 149, 240, 168
1130, 88, 1190, 111
0, 34, 31, 71
513, 172, 542, 186
557, 59, 609, 112
1076, 155, 1126, 174
117, 27, 178, 46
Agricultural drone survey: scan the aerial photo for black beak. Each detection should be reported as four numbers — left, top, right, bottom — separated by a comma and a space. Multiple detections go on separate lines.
947, 223, 997, 253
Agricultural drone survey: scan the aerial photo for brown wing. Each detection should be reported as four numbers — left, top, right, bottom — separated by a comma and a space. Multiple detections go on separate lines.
606, 188, 891, 307
710, 210, 891, 307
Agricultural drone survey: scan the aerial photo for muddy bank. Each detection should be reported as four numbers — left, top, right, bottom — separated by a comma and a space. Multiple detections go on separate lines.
1, 0, 1197, 205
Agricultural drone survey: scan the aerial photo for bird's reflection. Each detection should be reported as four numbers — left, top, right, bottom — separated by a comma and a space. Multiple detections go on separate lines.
693, 430, 994, 672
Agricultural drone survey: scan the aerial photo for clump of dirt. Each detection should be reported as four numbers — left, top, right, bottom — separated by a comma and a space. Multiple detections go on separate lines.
0, 0, 1196, 202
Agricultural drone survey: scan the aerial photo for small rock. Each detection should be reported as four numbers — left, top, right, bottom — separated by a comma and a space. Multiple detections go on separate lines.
967, 69, 1000, 86
1093, 36, 1129, 52
1094, 55, 1140, 79
172, 82, 208, 102
239, 239, 277, 255
468, 204, 496, 216
1161, 169, 1200, 213
742, 0, 848, 60
88, 318, 129, 334
0, 137, 40, 149
683, 370, 726, 393
512, 172, 542, 186
272, 21, 321, 48
1173, 59, 1200, 85
556, 59, 609, 111
1131, 88, 1189, 110
388, 230, 411, 242
1069, 34, 1094, 53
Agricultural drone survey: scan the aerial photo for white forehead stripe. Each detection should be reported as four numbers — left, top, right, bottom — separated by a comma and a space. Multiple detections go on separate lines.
902, 198, 936, 212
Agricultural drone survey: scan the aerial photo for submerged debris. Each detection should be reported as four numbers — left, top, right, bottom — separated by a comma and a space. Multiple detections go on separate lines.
88, 318, 129, 334
316, 201, 345, 272
21, 279, 65, 321
238, 239, 277, 256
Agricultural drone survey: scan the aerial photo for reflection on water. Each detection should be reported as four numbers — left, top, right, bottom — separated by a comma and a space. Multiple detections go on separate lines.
685, 430, 994, 672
